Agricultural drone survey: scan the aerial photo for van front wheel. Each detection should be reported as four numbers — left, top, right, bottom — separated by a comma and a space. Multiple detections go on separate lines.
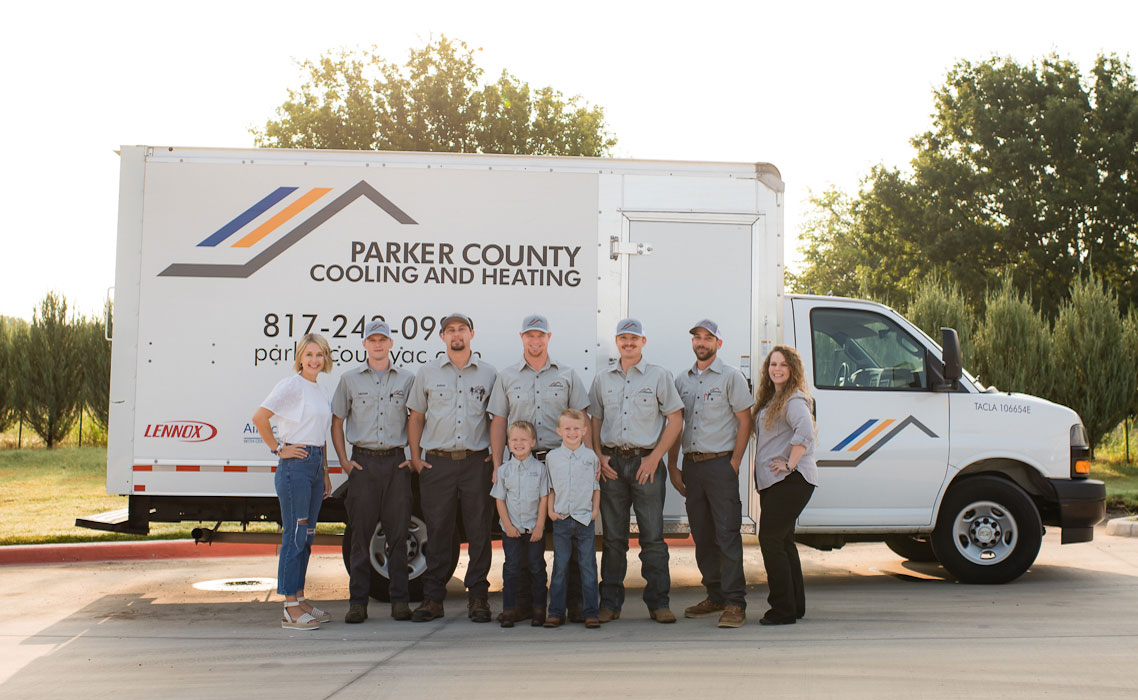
931, 476, 1042, 584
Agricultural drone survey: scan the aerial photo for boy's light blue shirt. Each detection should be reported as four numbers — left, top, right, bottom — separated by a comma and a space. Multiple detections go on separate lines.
489, 454, 550, 532
546, 443, 600, 526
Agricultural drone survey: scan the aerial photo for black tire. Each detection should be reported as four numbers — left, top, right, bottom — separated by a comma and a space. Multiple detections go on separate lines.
931, 475, 1042, 584
341, 521, 427, 603
884, 535, 938, 562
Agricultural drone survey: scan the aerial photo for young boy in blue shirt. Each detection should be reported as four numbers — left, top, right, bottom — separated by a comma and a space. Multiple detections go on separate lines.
489, 420, 550, 628
544, 408, 601, 629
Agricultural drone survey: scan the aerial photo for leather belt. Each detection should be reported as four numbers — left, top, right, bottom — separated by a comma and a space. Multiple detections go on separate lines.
427, 448, 489, 461
603, 446, 653, 458
533, 449, 550, 462
687, 450, 732, 463
353, 446, 404, 458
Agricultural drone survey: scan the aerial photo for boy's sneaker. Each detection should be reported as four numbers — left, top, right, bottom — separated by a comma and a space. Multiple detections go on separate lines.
344, 604, 368, 624
717, 605, 746, 628
468, 598, 491, 623
391, 602, 412, 621
684, 599, 725, 618
412, 600, 444, 622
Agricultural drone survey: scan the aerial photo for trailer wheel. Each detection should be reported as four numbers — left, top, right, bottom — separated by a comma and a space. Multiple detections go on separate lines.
884, 535, 938, 562
341, 516, 429, 602
931, 476, 1042, 584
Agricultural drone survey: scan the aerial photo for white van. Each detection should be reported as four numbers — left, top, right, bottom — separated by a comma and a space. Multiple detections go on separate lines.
82, 146, 1104, 595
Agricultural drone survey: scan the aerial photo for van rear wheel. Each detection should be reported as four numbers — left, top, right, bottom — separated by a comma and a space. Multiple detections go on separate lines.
931, 476, 1042, 584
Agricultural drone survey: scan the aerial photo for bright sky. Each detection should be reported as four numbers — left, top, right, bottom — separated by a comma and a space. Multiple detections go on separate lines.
2, 0, 1134, 319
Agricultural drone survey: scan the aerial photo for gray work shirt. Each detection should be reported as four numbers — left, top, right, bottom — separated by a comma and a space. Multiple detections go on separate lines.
407, 355, 497, 451
489, 455, 550, 532
331, 364, 415, 449
675, 357, 754, 453
546, 445, 600, 525
487, 357, 591, 450
753, 391, 819, 490
588, 358, 684, 449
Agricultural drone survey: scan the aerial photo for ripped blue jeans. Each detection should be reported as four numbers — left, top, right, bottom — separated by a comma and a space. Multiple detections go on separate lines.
274, 445, 324, 596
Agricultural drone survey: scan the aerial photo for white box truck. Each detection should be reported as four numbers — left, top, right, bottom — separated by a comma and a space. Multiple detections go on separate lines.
81, 145, 1105, 594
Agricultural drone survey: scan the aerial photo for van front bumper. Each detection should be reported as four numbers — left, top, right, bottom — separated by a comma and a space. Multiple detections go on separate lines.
1048, 478, 1106, 544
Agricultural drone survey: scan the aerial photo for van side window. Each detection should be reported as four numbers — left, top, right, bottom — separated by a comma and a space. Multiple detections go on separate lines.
810, 308, 928, 390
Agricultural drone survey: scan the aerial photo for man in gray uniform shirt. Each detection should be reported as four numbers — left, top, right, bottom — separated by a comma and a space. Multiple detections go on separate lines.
666, 319, 754, 628
407, 313, 498, 623
331, 319, 415, 624
487, 313, 591, 622
589, 318, 684, 623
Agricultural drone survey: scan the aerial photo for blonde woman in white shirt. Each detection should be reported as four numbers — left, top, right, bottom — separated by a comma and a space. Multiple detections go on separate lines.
252, 333, 334, 630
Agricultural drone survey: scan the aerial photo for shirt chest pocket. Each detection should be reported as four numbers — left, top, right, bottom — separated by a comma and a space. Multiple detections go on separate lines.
430, 387, 455, 405
387, 390, 408, 409
541, 385, 567, 407
634, 392, 657, 416
354, 390, 372, 408
602, 389, 622, 412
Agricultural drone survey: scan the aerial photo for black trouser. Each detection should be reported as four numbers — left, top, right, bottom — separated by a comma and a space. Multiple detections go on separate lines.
346, 449, 412, 604
683, 453, 746, 608
758, 470, 815, 621
420, 452, 493, 602
509, 453, 581, 614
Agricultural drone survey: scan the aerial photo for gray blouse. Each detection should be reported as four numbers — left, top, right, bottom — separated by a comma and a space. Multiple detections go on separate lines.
753, 391, 819, 491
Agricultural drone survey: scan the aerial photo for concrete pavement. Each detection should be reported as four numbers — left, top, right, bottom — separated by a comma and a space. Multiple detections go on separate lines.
2, 529, 1136, 699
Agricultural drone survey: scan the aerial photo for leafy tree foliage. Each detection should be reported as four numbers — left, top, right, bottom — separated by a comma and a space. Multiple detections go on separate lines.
1052, 274, 1136, 455
793, 54, 1138, 316
81, 303, 112, 430
14, 294, 83, 448
905, 275, 975, 368
0, 316, 26, 431
971, 278, 1055, 397
254, 37, 616, 156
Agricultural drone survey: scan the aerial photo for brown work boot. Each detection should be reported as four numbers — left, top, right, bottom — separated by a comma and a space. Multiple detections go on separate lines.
543, 616, 564, 628
468, 597, 491, 623
684, 598, 726, 618
649, 608, 677, 623
411, 599, 444, 622
530, 610, 546, 627
584, 617, 601, 629
344, 603, 368, 624
500, 610, 515, 628
597, 608, 620, 623
391, 602, 412, 621
717, 605, 746, 628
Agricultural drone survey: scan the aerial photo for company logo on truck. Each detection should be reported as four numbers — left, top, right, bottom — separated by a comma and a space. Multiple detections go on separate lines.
158, 182, 418, 279
143, 421, 218, 442
817, 416, 937, 468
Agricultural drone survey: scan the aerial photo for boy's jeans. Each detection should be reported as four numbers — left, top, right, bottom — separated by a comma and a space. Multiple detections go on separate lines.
501, 534, 547, 612
274, 445, 325, 596
549, 517, 599, 619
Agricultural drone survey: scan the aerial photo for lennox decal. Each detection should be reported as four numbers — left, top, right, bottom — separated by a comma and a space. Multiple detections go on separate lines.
143, 421, 218, 442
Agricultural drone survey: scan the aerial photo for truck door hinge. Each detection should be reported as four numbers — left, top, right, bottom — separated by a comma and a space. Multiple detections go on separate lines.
609, 236, 653, 260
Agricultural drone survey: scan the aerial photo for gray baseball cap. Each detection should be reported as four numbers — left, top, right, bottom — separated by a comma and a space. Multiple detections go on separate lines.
520, 314, 550, 333
615, 318, 645, 338
439, 312, 474, 332
364, 319, 392, 339
689, 319, 721, 339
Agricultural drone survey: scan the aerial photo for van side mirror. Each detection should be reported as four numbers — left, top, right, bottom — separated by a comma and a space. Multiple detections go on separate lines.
938, 327, 962, 390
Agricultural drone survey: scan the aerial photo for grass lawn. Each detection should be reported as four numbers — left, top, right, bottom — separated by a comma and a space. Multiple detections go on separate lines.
0, 447, 340, 546
1, 446, 1134, 546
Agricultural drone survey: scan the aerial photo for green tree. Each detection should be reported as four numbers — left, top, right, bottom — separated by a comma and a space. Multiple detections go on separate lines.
904, 274, 976, 369
1052, 274, 1136, 454
795, 54, 1138, 315
0, 316, 26, 431
14, 294, 83, 448
80, 303, 112, 430
254, 37, 616, 156
972, 278, 1055, 398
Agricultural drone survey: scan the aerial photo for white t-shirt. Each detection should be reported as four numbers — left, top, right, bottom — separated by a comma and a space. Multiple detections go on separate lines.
261, 374, 332, 446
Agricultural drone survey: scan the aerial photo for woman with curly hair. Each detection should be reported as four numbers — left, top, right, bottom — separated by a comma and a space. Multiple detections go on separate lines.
752, 345, 818, 625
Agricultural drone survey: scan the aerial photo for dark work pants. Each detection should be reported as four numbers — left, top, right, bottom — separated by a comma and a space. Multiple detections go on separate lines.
683, 454, 746, 608
420, 453, 493, 602
510, 453, 581, 613
345, 449, 412, 605
758, 470, 815, 622
599, 453, 670, 612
